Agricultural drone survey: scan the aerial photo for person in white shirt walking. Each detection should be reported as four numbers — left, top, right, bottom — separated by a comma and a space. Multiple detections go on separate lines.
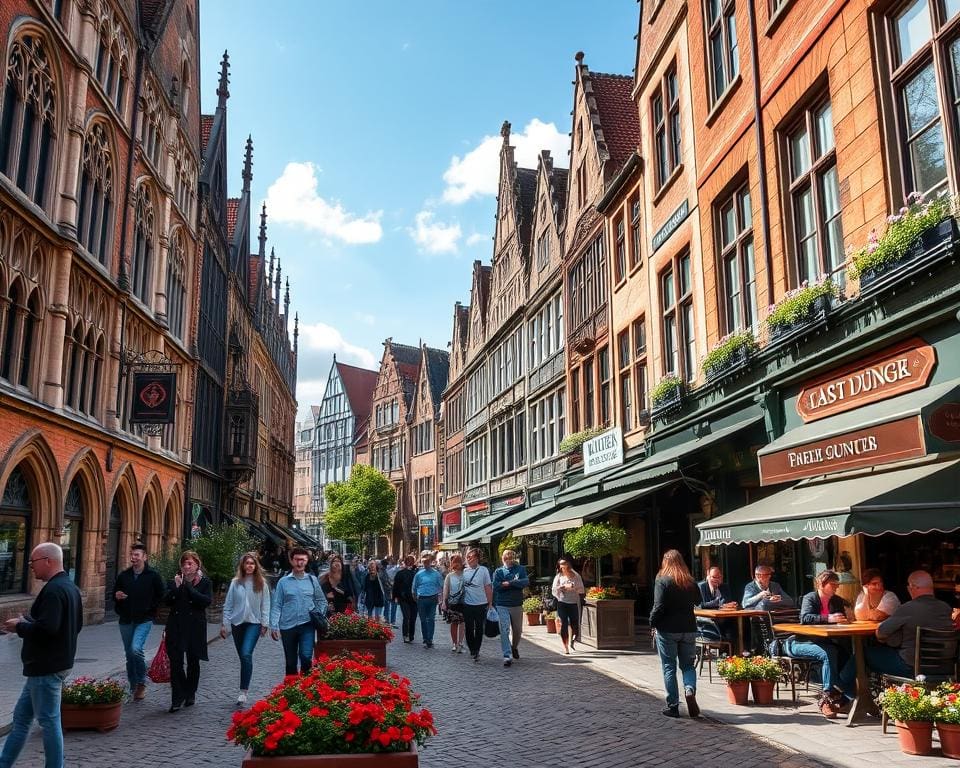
220, 553, 271, 706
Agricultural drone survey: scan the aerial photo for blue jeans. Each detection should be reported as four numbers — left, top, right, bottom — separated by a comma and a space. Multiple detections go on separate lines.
865, 644, 913, 678
386, 599, 398, 624
280, 623, 314, 676
365, 604, 383, 620
655, 631, 698, 708
232, 623, 262, 690
0, 673, 67, 768
417, 596, 438, 643
119, 620, 153, 690
786, 638, 856, 698
497, 605, 523, 658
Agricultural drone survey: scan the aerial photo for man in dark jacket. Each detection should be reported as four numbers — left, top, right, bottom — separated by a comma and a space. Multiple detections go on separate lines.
492, 549, 529, 666
1, 542, 83, 768
113, 542, 165, 700
392, 555, 418, 643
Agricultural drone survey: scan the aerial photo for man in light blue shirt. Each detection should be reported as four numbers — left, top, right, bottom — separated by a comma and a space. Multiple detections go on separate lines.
412, 553, 444, 648
742, 563, 795, 612
269, 547, 326, 676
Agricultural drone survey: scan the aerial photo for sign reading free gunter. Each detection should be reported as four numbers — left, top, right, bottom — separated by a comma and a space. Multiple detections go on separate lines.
796, 338, 936, 423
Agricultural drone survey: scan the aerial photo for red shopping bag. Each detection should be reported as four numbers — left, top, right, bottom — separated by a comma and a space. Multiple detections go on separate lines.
147, 634, 171, 684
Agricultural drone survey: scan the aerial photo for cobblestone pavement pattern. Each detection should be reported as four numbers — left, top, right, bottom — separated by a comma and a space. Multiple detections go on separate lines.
6, 628, 831, 767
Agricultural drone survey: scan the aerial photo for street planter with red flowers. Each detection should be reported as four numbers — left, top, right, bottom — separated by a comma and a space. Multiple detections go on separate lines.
314, 611, 393, 668
229, 653, 434, 767
933, 682, 960, 760
60, 677, 125, 732
877, 683, 939, 756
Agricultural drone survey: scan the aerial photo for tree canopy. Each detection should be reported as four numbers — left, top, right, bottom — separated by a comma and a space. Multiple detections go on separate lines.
563, 522, 628, 559
324, 464, 396, 542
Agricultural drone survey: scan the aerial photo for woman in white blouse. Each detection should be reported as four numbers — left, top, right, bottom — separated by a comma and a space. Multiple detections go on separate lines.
854, 568, 900, 621
551, 558, 585, 654
220, 552, 271, 705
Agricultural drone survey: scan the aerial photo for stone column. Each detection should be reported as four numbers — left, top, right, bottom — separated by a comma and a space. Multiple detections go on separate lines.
40, 245, 71, 408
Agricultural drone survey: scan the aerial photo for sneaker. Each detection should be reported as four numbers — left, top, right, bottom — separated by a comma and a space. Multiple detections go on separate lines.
456, 644, 464, 654
450, 646, 458, 653
684, 687, 700, 718
426, 642, 434, 649
133, 683, 146, 701
236, 692, 247, 706
569, 639, 576, 651
661, 705, 680, 718
511, 647, 519, 660
503, 658, 512, 667
472, 654, 479, 662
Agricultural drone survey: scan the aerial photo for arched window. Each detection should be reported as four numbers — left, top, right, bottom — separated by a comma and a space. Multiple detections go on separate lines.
179, 59, 190, 118
76, 123, 113, 265
0, 466, 31, 595
0, 34, 58, 209
131, 185, 154, 304
138, 79, 163, 169
62, 478, 83, 584
166, 229, 186, 339
94, 12, 129, 114
0, 280, 40, 389
173, 135, 196, 224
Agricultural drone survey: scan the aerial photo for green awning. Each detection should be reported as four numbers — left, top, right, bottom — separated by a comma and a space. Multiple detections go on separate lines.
477, 500, 558, 543
697, 458, 960, 546
438, 507, 517, 549
603, 415, 763, 492
553, 464, 624, 505
513, 480, 675, 536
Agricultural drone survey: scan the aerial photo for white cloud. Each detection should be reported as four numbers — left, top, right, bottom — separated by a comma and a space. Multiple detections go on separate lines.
466, 232, 489, 247
265, 162, 383, 244
298, 321, 377, 368
409, 210, 462, 254
354, 311, 376, 326
442, 118, 569, 204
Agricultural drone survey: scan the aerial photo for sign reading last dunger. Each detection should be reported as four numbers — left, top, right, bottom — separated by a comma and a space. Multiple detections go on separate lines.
583, 427, 624, 475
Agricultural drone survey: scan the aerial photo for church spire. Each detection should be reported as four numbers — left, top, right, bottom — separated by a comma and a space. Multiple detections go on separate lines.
284, 278, 290, 318
275, 257, 282, 304
242, 135, 253, 194
258, 203, 267, 258
293, 313, 299, 356
268, 247, 275, 292
216, 50, 230, 110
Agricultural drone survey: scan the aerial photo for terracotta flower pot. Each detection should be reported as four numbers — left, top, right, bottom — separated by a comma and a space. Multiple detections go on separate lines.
60, 701, 122, 732
241, 742, 418, 767
525, 612, 541, 627
545, 618, 557, 634
725, 680, 750, 706
894, 720, 934, 756
314, 639, 387, 668
938, 722, 960, 759
751, 680, 775, 705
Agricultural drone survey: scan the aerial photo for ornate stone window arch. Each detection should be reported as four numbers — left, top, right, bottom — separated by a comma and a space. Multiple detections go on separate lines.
0, 466, 32, 595
173, 133, 196, 224
94, 5, 130, 114
0, 32, 59, 211
76, 121, 114, 265
138, 78, 164, 169
62, 269, 106, 418
62, 478, 84, 584
166, 227, 186, 340
0, 219, 47, 392
131, 183, 155, 305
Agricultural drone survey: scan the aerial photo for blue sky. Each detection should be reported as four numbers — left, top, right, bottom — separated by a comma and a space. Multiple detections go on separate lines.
199, 1, 640, 418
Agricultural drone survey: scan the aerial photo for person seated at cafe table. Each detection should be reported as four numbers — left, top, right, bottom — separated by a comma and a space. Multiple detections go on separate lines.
784, 570, 857, 719
742, 563, 795, 612
854, 568, 900, 622
865, 570, 954, 679
697, 566, 737, 645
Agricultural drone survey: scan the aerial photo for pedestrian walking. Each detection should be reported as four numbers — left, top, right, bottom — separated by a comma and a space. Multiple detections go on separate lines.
412, 552, 444, 648
460, 548, 493, 661
382, 557, 399, 627
363, 560, 387, 620
163, 550, 212, 713
319, 554, 354, 614
440, 553, 466, 652
220, 552, 271, 707
269, 547, 327, 676
392, 555, 418, 643
111, 542, 164, 700
492, 549, 529, 667
551, 557, 585, 654
0, 543, 82, 768
649, 549, 701, 719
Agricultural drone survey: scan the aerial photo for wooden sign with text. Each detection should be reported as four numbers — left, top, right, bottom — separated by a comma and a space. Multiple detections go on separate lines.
796, 338, 936, 423
759, 416, 926, 485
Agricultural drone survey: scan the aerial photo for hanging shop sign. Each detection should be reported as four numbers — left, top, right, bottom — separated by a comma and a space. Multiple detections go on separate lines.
583, 426, 624, 475
651, 200, 690, 252
796, 338, 936, 423
441, 510, 462, 528
491, 494, 525, 513
130, 372, 177, 423
759, 416, 925, 485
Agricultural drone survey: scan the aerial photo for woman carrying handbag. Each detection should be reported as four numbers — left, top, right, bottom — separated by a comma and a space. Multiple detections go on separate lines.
163, 551, 212, 713
440, 553, 466, 652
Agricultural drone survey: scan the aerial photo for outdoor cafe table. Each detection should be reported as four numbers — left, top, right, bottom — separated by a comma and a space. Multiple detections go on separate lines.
773, 621, 880, 727
694, 608, 767, 654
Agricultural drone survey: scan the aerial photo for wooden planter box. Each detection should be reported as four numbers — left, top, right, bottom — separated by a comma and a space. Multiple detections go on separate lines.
61, 701, 122, 732
314, 638, 388, 667
242, 742, 417, 767
580, 598, 635, 649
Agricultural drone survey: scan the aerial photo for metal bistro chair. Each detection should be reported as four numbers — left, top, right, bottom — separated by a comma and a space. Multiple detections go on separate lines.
751, 611, 816, 702
695, 617, 732, 682
880, 626, 960, 734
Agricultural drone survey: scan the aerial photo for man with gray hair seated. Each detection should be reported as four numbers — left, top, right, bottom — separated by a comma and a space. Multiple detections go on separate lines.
1, 542, 83, 768
866, 570, 954, 678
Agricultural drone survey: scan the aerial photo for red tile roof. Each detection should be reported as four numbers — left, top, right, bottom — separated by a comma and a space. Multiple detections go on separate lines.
226, 197, 240, 241
200, 115, 214, 153
590, 73, 640, 169
337, 362, 378, 423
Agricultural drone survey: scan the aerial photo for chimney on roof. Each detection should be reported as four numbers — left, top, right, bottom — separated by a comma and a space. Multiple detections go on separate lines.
258, 203, 268, 258
242, 135, 253, 193
217, 50, 230, 109
575, 51, 585, 65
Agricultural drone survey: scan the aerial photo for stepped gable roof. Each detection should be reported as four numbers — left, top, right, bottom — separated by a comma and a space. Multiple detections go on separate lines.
200, 115, 214, 153
456, 303, 470, 347
424, 347, 450, 412
589, 72, 639, 170
552, 167, 569, 227
516, 167, 538, 251
475, 263, 492, 317
390, 342, 422, 408
336, 361, 378, 422
226, 198, 239, 241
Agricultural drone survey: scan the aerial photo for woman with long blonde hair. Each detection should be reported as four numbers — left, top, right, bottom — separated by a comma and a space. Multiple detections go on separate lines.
648, 549, 701, 719
220, 552, 271, 706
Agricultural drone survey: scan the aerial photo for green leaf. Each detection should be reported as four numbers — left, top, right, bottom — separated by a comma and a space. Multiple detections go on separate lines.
563, 522, 627, 558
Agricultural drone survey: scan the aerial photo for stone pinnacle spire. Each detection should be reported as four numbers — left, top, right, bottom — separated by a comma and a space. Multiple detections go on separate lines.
242, 135, 253, 193
258, 203, 267, 258
216, 50, 230, 109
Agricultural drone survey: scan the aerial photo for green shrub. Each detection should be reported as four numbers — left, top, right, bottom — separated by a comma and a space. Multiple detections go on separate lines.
564, 522, 628, 559
521, 596, 543, 613
650, 375, 682, 406
764, 278, 837, 331
702, 331, 758, 376
190, 523, 258, 589
559, 426, 606, 454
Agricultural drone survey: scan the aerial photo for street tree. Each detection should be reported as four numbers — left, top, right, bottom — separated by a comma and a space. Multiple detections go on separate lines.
324, 464, 395, 550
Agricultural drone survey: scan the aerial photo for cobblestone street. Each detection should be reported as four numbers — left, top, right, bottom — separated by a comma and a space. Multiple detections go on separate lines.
6, 626, 827, 767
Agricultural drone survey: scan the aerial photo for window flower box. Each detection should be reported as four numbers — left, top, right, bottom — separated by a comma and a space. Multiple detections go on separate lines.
702, 331, 757, 382
857, 217, 957, 293
649, 375, 683, 418
765, 279, 837, 343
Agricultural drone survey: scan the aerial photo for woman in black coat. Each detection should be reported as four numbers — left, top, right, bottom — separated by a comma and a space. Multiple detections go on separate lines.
164, 550, 212, 712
